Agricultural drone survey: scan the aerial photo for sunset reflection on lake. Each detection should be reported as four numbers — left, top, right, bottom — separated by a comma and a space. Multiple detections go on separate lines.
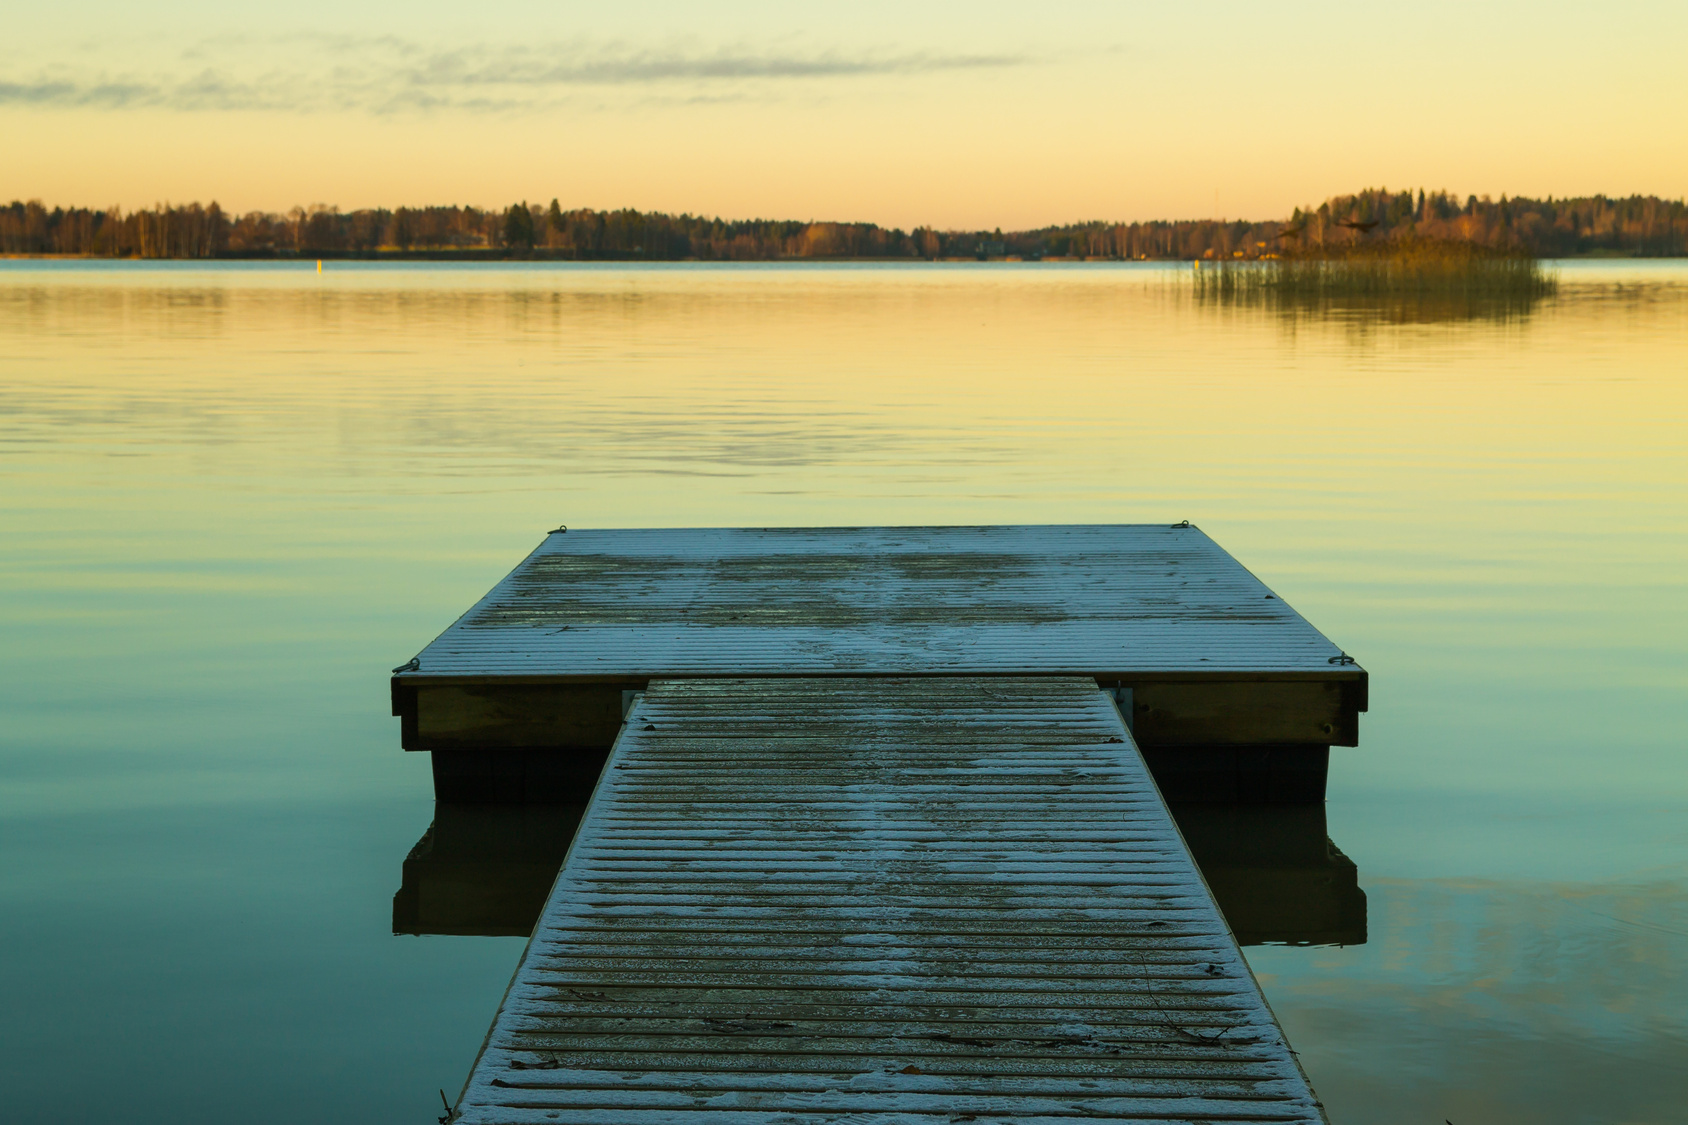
1, 260, 1684, 1124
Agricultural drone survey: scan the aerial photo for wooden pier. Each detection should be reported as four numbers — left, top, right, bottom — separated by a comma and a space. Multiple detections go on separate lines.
392, 524, 1365, 1123
393, 525, 1366, 805
454, 678, 1325, 1123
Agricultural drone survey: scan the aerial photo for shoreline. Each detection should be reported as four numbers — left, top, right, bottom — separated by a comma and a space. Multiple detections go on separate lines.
2, 250, 1681, 263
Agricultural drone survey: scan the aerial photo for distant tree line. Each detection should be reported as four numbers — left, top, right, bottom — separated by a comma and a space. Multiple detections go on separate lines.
1021, 190, 1688, 260
1280, 188, 1688, 259
3, 190, 1685, 259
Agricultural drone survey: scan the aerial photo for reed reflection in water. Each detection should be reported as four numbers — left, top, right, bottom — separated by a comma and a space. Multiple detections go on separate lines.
1192, 241, 1558, 324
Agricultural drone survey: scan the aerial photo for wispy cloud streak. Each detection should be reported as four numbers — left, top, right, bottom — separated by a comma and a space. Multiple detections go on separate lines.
1, 38, 1028, 114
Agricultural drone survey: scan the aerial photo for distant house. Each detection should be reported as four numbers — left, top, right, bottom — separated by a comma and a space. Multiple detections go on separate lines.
975, 240, 1007, 259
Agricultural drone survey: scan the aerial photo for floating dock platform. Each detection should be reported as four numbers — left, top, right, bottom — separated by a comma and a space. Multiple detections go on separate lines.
393, 525, 1366, 805
393, 524, 1364, 1123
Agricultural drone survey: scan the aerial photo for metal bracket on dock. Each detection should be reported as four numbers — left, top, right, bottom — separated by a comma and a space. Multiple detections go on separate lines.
1104, 684, 1135, 733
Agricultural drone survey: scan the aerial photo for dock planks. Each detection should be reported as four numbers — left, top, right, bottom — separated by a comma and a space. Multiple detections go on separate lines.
453, 677, 1325, 1124
401, 524, 1359, 679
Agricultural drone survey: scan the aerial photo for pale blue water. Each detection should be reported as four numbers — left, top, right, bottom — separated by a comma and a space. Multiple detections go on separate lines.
1, 260, 1684, 1123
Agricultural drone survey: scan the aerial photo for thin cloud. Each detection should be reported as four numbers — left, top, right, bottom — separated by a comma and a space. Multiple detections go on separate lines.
0, 80, 160, 108
408, 48, 1022, 85
0, 38, 1030, 114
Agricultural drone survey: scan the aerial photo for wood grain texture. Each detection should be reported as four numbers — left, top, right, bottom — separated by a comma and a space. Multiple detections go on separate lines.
453, 677, 1326, 1124
396, 525, 1365, 681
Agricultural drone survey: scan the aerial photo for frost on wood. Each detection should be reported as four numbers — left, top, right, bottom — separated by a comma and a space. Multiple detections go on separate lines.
409, 525, 1351, 677
453, 676, 1326, 1124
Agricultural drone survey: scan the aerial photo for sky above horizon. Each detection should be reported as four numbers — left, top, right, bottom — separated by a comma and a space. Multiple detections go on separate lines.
6, 0, 1686, 229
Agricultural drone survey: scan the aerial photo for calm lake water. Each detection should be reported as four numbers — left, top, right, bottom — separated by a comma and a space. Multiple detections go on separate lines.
2, 260, 1684, 1123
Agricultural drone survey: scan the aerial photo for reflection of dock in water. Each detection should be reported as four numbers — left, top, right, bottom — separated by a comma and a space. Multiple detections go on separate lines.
390, 525, 1367, 1122
1172, 804, 1366, 947
394, 804, 585, 937
397, 804, 1366, 949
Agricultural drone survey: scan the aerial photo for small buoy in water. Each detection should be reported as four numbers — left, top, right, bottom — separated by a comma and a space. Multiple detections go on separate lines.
316, 259, 323, 274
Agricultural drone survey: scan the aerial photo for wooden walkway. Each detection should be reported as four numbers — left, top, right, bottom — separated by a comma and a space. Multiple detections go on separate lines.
453, 677, 1325, 1124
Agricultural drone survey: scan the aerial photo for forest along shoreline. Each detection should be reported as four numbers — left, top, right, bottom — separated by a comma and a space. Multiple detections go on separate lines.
3, 187, 1685, 261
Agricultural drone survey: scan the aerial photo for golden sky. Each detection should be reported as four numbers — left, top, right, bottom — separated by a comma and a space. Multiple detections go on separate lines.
6, 0, 1685, 228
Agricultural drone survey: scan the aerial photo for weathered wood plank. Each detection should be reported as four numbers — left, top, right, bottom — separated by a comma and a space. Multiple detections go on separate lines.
450, 677, 1325, 1124
404, 684, 633, 750
394, 524, 1365, 683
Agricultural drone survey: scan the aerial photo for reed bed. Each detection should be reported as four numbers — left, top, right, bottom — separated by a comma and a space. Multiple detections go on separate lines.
1193, 239, 1557, 322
